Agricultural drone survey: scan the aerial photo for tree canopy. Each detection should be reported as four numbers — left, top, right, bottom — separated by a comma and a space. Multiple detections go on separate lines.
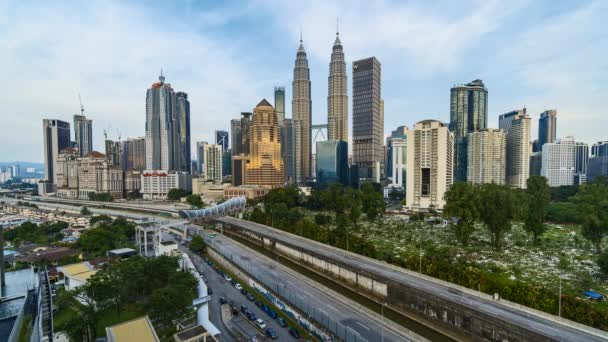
524, 176, 551, 244
443, 182, 479, 246
167, 188, 190, 201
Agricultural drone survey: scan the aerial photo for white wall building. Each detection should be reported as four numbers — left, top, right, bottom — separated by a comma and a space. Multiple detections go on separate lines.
391, 137, 407, 189
141, 170, 192, 200
204, 144, 223, 184
503, 111, 531, 188
405, 120, 453, 210
541, 136, 576, 187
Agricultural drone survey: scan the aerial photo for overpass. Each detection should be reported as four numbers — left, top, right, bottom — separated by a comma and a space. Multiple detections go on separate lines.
215, 216, 608, 342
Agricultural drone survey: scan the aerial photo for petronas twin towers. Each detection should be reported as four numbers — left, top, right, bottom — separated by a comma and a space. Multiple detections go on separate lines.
292, 30, 348, 184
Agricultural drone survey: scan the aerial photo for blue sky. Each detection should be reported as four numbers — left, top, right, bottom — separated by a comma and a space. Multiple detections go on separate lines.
1, 0, 606, 162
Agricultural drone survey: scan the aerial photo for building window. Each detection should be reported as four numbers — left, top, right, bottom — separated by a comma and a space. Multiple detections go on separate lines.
421, 168, 431, 196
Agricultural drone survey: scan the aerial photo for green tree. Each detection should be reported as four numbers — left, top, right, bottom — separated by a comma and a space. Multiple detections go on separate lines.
598, 251, 608, 278
80, 206, 91, 216
126, 189, 142, 200
89, 215, 113, 226
361, 183, 385, 221
189, 235, 206, 255
524, 176, 551, 244
167, 188, 190, 201
572, 179, 608, 252
443, 182, 479, 246
345, 187, 362, 230
478, 183, 517, 250
185, 194, 205, 208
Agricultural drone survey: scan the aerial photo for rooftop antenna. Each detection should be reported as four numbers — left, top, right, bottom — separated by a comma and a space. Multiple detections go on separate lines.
116, 128, 122, 142
337, 17, 339, 35
78, 93, 85, 116
159, 68, 165, 82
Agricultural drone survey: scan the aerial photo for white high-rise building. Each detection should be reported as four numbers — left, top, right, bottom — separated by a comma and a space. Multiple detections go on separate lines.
503, 110, 531, 188
391, 137, 407, 189
467, 128, 506, 184
541, 137, 576, 187
204, 144, 223, 184
405, 120, 453, 210
146, 72, 175, 171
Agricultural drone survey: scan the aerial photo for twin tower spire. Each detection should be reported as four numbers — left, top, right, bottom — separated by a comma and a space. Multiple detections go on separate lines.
291, 24, 348, 184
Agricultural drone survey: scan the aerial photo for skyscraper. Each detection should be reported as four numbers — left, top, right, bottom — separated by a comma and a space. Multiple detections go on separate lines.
449, 79, 488, 182
42, 119, 71, 185
121, 137, 146, 171
352, 57, 383, 181
282, 118, 296, 184
173, 91, 191, 173
574, 141, 589, 184
327, 30, 348, 142
105, 139, 122, 167
274, 87, 285, 127
541, 137, 575, 187
405, 120, 453, 210
315, 140, 348, 188
538, 110, 557, 149
196, 141, 207, 176
215, 130, 229, 152
146, 71, 175, 171
498, 108, 527, 134
204, 144, 223, 184
240, 112, 252, 155
530, 152, 543, 176
245, 99, 284, 187
73, 114, 93, 157
591, 141, 608, 157
390, 136, 408, 191
292, 37, 312, 184
231, 119, 241, 155
386, 126, 408, 180
503, 110, 531, 188
466, 128, 506, 185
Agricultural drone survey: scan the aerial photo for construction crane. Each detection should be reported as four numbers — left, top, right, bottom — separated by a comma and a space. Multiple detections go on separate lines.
78, 93, 85, 116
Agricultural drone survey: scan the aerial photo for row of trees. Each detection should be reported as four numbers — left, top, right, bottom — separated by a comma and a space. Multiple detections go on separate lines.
444, 176, 608, 252
56, 255, 197, 341
3, 220, 67, 246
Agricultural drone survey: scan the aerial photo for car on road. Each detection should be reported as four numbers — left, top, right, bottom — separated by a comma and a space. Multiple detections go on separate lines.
267, 309, 278, 319
207, 287, 213, 295
219, 297, 227, 304
224, 275, 232, 282
255, 318, 266, 329
241, 288, 248, 295
247, 311, 257, 321
277, 317, 287, 327
265, 328, 278, 340
230, 279, 237, 286
254, 300, 263, 308
246, 293, 256, 301
241, 305, 248, 314
231, 305, 239, 316
289, 327, 301, 339
235, 283, 243, 291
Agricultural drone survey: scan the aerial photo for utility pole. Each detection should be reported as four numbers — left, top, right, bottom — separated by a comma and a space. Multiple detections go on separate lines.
381, 302, 385, 342
419, 243, 422, 274
558, 276, 562, 317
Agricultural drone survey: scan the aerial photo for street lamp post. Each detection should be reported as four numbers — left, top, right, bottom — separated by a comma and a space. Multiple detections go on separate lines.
381, 302, 386, 342
558, 276, 562, 317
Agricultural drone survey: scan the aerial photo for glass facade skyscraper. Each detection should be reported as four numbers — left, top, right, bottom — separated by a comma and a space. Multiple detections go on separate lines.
73, 114, 93, 157
538, 110, 557, 149
292, 38, 312, 184
274, 87, 285, 127
315, 140, 348, 188
449, 79, 488, 182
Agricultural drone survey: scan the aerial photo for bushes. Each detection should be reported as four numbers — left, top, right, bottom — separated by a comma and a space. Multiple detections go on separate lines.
546, 202, 581, 223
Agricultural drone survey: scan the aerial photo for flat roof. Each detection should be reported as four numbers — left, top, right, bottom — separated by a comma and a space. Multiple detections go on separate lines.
106, 316, 159, 342
58, 262, 97, 282
108, 248, 136, 254
175, 325, 208, 341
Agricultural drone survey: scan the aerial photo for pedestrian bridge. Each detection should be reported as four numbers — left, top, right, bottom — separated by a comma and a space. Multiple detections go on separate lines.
179, 197, 246, 220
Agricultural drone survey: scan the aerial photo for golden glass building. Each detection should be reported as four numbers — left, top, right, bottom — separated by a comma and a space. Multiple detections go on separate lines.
245, 99, 284, 187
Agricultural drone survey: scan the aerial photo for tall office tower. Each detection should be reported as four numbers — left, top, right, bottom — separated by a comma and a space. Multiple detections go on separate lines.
538, 110, 557, 149
215, 130, 229, 152
203, 144, 223, 184
105, 139, 122, 166
449, 79, 488, 182
503, 110, 531, 188
574, 141, 589, 184
146, 71, 175, 171
498, 108, 527, 133
530, 152, 543, 176
390, 137, 407, 190
405, 120, 453, 210
327, 30, 348, 142
73, 114, 93, 157
42, 119, 71, 185
173, 91, 191, 173
274, 87, 286, 127
231, 119, 242, 155
591, 141, 608, 157
196, 141, 208, 175
282, 118, 296, 184
222, 150, 232, 177
466, 128, 506, 185
292, 38, 312, 184
541, 137, 576, 187
588, 156, 608, 182
352, 57, 383, 181
240, 112, 252, 155
245, 99, 284, 186
532, 139, 541, 153
315, 140, 348, 188
386, 126, 408, 180
121, 137, 146, 171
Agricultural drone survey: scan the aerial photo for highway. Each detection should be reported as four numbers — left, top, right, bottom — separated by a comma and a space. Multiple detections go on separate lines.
199, 228, 426, 342
217, 216, 608, 342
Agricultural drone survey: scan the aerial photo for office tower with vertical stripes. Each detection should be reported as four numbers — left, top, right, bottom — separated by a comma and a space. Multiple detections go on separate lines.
327, 30, 348, 142
73, 114, 93, 157
292, 37, 312, 184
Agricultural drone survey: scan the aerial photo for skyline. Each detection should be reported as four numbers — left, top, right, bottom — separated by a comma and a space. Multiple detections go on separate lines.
2, 0, 607, 162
